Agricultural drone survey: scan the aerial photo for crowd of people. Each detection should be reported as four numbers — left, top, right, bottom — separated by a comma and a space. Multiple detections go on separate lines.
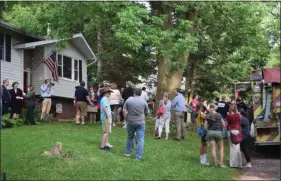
1, 78, 253, 166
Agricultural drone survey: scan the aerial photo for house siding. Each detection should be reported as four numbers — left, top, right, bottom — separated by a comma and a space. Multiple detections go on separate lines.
1, 36, 24, 90
31, 46, 45, 95
44, 42, 88, 99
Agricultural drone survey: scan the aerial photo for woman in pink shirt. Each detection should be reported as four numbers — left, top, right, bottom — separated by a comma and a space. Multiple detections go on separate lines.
190, 95, 199, 125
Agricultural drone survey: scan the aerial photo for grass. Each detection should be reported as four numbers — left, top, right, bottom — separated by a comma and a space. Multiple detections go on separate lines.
1, 119, 237, 180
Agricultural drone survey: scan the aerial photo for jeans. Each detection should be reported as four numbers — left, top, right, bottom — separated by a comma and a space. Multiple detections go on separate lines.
25, 105, 35, 125
125, 123, 145, 160
191, 111, 196, 124
240, 136, 251, 162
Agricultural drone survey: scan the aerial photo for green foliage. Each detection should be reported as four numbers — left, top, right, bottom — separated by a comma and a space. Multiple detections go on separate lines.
2, 1, 280, 95
1, 114, 24, 128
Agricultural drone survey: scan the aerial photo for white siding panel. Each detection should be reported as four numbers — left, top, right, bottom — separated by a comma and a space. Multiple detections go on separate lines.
1, 36, 24, 90
44, 42, 88, 99
31, 46, 45, 95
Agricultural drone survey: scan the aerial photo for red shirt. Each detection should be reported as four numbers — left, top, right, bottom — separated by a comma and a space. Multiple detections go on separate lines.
226, 113, 240, 130
191, 99, 198, 112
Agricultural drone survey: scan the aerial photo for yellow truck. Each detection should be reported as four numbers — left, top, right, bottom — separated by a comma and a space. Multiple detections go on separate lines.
234, 68, 280, 146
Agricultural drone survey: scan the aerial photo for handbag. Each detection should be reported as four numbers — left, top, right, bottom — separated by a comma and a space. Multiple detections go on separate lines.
230, 114, 243, 145
156, 100, 165, 116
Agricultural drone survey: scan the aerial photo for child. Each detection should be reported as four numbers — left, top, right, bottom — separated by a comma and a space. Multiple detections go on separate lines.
100, 88, 114, 151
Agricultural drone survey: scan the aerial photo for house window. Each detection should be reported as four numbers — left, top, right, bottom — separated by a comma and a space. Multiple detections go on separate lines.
57, 54, 62, 77
63, 55, 72, 79
56, 53, 82, 81
74, 59, 79, 81
0, 33, 11, 62
0, 33, 4, 60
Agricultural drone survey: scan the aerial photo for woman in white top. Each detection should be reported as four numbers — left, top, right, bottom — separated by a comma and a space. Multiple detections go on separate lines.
155, 92, 171, 140
109, 83, 122, 127
87, 87, 98, 123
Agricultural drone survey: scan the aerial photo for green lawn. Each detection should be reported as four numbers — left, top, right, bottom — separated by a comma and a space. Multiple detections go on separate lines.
1, 120, 236, 180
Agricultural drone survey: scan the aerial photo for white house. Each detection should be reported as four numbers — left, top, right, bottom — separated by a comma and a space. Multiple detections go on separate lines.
0, 20, 96, 119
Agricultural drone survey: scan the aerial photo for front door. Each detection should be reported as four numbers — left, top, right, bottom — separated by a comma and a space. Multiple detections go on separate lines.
23, 71, 30, 93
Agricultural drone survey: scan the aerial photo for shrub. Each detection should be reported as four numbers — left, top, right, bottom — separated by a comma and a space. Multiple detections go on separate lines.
1, 114, 24, 128
21, 108, 41, 122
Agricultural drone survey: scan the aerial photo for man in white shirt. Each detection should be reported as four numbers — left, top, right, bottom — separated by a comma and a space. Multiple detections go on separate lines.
140, 87, 149, 102
40, 79, 52, 120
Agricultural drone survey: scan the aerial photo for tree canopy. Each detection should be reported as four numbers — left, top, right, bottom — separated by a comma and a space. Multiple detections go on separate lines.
2, 1, 280, 99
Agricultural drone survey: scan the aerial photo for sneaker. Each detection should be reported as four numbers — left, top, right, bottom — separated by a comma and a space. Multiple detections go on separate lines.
201, 161, 210, 166
124, 153, 131, 157
100, 146, 109, 151
106, 143, 113, 148
81, 122, 85, 125
155, 136, 161, 139
246, 163, 252, 168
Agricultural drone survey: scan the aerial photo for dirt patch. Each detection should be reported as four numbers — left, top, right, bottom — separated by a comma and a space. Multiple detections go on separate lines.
236, 158, 280, 180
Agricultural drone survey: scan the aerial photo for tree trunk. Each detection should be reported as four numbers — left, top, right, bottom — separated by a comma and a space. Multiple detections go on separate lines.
155, 4, 173, 103
184, 7, 199, 102
97, 28, 103, 81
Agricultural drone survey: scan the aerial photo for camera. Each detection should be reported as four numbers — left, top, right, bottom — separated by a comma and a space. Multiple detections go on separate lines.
49, 79, 55, 86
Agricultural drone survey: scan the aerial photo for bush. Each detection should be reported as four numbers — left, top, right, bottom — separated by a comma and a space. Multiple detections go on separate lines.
21, 108, 41, 122
1, 114, 24, 128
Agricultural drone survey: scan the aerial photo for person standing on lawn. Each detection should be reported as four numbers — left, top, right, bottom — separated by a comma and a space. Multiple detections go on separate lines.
205, 104, 226, 168
121, 81, 134, 127
87, 86, 98, 123
10, 82, 24, 118
100, 87, 114, 150
109, 83, 122, 127
216, 96, 229, 138
171, 88, 187, 141
140, 87, 149, 102
40, 79, 53, 120
195, 102, 210, 165
74, 81, 93, 125
190, 95, 199, 125
226, 105, 243, 168
239, 109, 252, 168
1, 79, 11, 115
24, 85, 36, 125
123, 89, 149, 160
155, 92, 171, 140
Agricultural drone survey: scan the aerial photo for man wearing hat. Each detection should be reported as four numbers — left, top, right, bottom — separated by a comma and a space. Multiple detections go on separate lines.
100, 87, 114, 150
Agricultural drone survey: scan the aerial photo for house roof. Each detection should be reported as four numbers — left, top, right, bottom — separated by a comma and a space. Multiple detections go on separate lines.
263, 68, 280, 84
0, 20, 44, 41
14, 33, 96, 60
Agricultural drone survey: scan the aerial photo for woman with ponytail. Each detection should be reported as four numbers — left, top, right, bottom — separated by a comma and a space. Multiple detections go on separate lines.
205, 104, 226, 168
226, 105, 243, 168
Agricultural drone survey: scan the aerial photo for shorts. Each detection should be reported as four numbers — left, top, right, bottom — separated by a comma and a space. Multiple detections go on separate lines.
206, 130, 223, 141
102, 118, 112, 133
201, 134, 207, 142
77, 101, 87, 116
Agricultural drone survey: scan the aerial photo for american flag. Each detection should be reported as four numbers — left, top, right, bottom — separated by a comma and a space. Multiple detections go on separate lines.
44, 51, 58, 81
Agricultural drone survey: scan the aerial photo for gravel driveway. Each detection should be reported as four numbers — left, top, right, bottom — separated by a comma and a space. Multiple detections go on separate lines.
236, 145, 280, 180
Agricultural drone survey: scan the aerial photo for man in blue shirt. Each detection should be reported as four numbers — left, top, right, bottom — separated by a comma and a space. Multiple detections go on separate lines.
100, 87, 113, 151
171, 88, 187, 141
40, 79, 52, 120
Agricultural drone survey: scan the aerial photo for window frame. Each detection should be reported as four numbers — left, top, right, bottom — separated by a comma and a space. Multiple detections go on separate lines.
56, 53, 81, 82
74, 59, 79, 81
0, 33, 5, 61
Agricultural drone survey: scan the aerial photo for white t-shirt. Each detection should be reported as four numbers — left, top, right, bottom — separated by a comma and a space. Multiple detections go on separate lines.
140, 91, 149, 101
